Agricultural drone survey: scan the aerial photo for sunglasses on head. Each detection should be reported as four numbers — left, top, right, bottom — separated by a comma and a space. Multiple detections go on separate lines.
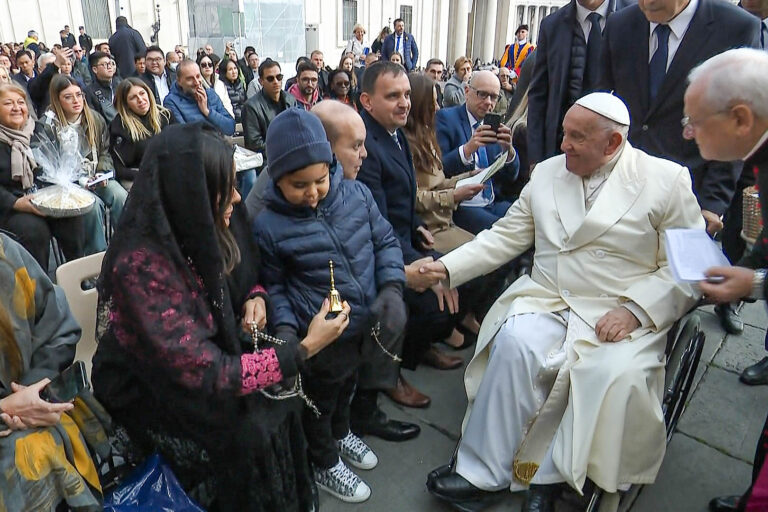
264, 74, 284, 82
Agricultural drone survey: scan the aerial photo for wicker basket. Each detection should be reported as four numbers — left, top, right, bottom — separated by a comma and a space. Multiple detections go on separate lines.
742, 185, 762, 245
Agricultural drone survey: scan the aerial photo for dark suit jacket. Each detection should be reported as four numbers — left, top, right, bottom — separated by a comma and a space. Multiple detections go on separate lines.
601, 0, 760, 215
435, 104, 520, 188
527, 0, 624, 164
381, 32, 419, 71
141, 69, 176, 104
11, 72, 34, 91
357, 111, 424, 264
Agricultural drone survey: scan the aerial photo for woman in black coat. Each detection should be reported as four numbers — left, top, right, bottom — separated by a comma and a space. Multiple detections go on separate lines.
109, 77, 174, 187
219, 58, 247, 123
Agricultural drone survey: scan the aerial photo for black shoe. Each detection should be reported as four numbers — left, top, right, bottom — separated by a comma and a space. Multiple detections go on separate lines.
350, 408, 420, 441
716, 303, 744, 335
741, 357, 768, 386
709, 495, 740, 511
427, 471, 506, 511
522, 485, 558, 512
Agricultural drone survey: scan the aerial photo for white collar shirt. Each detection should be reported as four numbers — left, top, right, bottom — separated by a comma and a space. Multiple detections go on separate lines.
576, 0, 610, 42
648, 0, 699, 70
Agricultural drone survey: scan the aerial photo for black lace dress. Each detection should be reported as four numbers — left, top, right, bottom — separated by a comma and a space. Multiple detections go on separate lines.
92, 123, 314, 511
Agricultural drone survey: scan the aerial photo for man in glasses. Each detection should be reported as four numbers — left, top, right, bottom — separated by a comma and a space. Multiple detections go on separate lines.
71, 45, 92, 85
242, 58, 296, 161
436, 70, 520, 235
85, 51, 121, 123
141, 45, 174, 105
287, 60, 322, 110
163, 60, 234, 135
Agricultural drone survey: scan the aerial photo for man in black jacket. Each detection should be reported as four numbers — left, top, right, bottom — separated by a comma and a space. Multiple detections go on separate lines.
108, 16, 147, 78
141, 45, 175, 105
601, 0, 760, 336
85, 51, 121, 123
78, 26, 93, 54
60, 26, 76, 48
688, 48, 768, 512
241, 59, 296, 164
527, 0, 627, 166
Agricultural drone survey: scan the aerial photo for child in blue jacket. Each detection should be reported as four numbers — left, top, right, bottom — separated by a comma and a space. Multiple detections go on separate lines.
253, 108, 406, 504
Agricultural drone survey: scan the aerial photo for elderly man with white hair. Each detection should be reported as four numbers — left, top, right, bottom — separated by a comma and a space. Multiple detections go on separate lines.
424, 92, 705, 512
684, 48, 768, 512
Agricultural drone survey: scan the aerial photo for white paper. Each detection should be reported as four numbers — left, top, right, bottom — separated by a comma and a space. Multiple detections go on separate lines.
665, 228, 731, 282
455, 150, 509, 189
86, 170, 114, 187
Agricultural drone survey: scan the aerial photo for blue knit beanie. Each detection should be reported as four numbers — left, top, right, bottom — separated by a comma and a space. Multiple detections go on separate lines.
266, 108, 333, 182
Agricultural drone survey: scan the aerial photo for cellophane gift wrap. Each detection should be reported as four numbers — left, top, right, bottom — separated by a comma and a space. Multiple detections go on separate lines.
29, 123, 96, 218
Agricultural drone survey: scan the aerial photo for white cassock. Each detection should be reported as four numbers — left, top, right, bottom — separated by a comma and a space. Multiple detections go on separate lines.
440, 143, 704, 494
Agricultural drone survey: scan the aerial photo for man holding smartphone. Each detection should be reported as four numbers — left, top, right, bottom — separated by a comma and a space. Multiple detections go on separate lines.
436, 70, 520, 234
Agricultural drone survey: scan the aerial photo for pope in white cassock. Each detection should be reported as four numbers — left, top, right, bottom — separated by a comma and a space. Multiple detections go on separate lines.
425, 92, 705, 512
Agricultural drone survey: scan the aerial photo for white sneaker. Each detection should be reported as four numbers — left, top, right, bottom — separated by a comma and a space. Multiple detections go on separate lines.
314, 459, 371, 503
338, 431, 379, 470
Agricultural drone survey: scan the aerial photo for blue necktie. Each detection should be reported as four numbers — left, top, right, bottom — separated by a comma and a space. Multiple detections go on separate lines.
396, 35, 401, 53
391, 132, 402, 151
583, 12, 603, 91
649, 24, 670, 101
473, 122, 493, 201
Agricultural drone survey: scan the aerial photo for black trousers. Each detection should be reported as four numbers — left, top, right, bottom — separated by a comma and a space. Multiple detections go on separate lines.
401, 287, 457, 370
0, 211, 85, 269
722, 183, 747, 263
302, 368, 358, 470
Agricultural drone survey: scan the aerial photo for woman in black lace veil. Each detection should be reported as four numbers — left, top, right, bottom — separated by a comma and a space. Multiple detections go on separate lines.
92, 122, 349, 511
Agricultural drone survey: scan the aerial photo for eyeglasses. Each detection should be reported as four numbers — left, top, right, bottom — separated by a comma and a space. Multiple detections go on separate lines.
470, 86, 500, 102
200, 62, 213, 68
264, 74, 284, 82
681, 110, 727, 137
146, 57, 164, 63
300, 77, 319, 84
97, 61, 114, 68
61, 92, 84, 101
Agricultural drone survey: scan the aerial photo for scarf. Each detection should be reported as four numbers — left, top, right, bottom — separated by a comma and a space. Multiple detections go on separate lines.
0, 117, 37, 189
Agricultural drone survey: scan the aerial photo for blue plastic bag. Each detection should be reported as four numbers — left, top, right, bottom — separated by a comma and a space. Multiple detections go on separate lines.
103, 453, 205, 512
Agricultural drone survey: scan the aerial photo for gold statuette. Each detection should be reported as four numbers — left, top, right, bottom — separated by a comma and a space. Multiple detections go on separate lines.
328, 260, 344, 313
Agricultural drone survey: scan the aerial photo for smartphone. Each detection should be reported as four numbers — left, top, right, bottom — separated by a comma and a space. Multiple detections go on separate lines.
484, 113, 502, 132
40, 361, 89, 403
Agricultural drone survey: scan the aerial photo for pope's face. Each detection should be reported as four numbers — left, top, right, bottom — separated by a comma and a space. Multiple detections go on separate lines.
560, 105, 617, 177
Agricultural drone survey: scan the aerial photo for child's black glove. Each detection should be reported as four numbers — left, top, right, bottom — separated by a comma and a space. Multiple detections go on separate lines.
370, 283, 407, 338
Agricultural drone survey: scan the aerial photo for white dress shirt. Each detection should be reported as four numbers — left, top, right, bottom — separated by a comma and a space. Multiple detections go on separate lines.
648, 0, 699, 69
575, 0, 610, 43
153, 72, 170, 104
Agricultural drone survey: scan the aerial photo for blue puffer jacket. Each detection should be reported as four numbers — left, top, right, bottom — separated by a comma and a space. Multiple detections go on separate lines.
163, 82, 235, 136
254, 164, 405, 357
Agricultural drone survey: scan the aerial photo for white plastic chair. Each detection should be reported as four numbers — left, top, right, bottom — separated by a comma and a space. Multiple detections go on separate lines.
55, 251, 105, 380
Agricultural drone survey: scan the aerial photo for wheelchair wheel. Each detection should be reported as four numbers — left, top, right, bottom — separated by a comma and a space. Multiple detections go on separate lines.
662, 313, 705, 441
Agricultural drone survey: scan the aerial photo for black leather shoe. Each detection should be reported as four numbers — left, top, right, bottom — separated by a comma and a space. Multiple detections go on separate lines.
522, 485, 558, 512
709, 495, 740, 511
716, 303, 744, 335
428, 472, 489, 502
741, 357, 768, 386
350, 408, 420, 441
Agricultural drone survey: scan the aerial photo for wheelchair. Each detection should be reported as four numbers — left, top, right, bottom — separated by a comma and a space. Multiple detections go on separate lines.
580, 309, 706, 512
429, 309, 706, 512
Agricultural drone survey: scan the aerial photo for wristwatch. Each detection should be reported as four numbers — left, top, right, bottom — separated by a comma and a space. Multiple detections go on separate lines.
752, 269, 767, 299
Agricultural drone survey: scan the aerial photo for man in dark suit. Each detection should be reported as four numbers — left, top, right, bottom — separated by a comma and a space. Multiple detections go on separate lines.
78, 26, 93, 54
355, 61, 462, 436
601, 0, 760, 335
425, 58, 445, 107
11, 50, 36, 91
527, 0, 627, 166
381, 18, 419, 71
686, 48, 768, 512
436, 70, 520, 235
141, 46, 175, 105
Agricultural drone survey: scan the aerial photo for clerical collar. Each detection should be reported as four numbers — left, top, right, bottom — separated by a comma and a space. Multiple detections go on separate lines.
575, 0, 609, 23
649, 0, 698, 40
745, 128, 768, 161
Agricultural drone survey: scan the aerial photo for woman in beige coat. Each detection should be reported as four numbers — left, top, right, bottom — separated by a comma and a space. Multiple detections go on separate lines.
402, 74, 483, 254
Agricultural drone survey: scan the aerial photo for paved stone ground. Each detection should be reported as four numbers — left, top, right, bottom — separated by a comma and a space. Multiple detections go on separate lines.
319, 301, 768, 512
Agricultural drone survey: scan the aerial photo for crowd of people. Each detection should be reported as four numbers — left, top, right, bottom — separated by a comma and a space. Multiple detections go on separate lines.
1, 2, 768, 511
